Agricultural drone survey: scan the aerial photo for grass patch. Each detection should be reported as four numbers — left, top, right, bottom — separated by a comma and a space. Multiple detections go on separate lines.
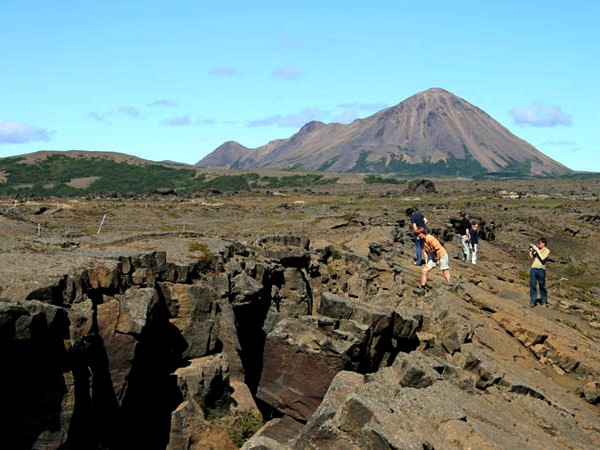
189, 241, 217, 271
228, 410, 264, 447
565, 263, 586, 278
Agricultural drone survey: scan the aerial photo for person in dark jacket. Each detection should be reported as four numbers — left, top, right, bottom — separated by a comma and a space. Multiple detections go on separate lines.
470, 223, 479, 264
406, 207, 429, 265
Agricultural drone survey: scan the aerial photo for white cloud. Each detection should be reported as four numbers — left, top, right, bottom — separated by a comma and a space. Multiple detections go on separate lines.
87, 106, 140, 123
509, 101, 572, 127
0, 120, 52, 144
247, 102, 386, 129
209, 66, 236, 76
272, 65, 299, 80
247, 115, 282, 127
117, 106, 140, 118
160, 115, 191, 126
149, 99, 179, 107
248, 108, 328, 128
331, 110, 359, 124
88, 111, 108, 122
333, 102, 388, 123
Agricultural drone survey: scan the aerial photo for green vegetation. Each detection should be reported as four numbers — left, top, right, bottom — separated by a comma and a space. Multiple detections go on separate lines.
364, 175, 402, 184
189, 241, 217, 271
228, 410, 264, 447
0, 154, 338, 196
565, 263, 587, 278
351, 149, 539, 178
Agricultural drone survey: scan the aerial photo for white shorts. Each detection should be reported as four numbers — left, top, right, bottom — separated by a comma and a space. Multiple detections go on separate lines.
427, 254, 449, 271
439, 253, 450, 271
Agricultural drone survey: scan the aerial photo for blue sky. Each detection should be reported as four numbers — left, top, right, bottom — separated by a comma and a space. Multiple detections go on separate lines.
1, 1, 598, 172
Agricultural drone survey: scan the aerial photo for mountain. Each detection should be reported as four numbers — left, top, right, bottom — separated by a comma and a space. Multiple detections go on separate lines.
196, 88, 572, 177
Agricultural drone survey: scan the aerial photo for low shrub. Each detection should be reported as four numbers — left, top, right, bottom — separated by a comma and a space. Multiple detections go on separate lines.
228, 410, 264, 447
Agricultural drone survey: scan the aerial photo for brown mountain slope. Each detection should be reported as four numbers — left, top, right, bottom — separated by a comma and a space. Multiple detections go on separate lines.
197, 88, 572, 176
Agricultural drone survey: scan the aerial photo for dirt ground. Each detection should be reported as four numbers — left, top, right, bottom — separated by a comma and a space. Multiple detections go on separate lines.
1, 176, 597, 297
1, 176, 598, 357
0, 175, 599, 448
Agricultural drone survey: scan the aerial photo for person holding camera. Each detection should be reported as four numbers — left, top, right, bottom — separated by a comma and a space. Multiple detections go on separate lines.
529, 238, 550, 307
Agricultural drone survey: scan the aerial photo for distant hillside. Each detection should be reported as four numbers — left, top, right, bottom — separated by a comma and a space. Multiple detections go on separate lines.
196, 88, 572, 177
0, 151, 338, 196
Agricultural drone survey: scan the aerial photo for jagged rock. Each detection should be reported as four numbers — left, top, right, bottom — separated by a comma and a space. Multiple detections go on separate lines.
1, 223, 599, 450
403, 179, 437, 194
96, 287, 163, 403
256, 315, 365, 421
168, 354, 236, 450
253, 235, 310, 268
217, 299, 246, 381
419, 300, 474, 356
290, 352, 599, 450
163, 262, 192, 283
167, 401, 208, 450
437, 311, 474, 355
0, 300, 74, 449
230, 380, 261, 415
290, 371, 365, 449
457, 346, 504, 390
84, 260, 121, 291
578, 379, 600, 404
392, 351, 444, 388
24, 274, 68, 304
271, 267, 312, 316
164, 281, 225, 360
242, 435, 290, 450
243, 416, 304, 449
230, 272, 265, 307
318, 293, 419, 371
174, 353, 232, 419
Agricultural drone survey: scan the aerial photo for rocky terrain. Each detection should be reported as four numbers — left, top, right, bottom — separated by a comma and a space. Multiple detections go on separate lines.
0, 175, 598, 449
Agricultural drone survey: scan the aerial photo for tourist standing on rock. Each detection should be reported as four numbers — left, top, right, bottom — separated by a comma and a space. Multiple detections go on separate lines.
529, 237, 550, 307
458, 211, 472, 261
470, 223, 479, 265
416, 227, 451, 294
406, 207, 429, 266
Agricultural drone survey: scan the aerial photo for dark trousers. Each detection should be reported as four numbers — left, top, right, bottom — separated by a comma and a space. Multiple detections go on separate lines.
530, 268, 547, 305
415, 236, 423, 265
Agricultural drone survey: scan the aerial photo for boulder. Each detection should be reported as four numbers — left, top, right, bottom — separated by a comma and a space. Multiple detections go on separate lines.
256, 316, 365, 421
174, 353, 232, 419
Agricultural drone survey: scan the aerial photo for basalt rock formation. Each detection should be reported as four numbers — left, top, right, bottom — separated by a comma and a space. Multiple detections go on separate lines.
1, 219, 599, 449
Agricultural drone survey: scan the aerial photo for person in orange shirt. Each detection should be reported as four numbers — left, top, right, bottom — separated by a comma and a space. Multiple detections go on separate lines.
416, 227, 451, 294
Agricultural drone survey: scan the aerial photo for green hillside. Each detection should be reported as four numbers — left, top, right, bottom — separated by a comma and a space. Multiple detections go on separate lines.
0, 154, 337, 196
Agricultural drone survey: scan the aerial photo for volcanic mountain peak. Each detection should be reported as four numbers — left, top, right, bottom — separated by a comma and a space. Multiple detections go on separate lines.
197, 88, 571, 177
